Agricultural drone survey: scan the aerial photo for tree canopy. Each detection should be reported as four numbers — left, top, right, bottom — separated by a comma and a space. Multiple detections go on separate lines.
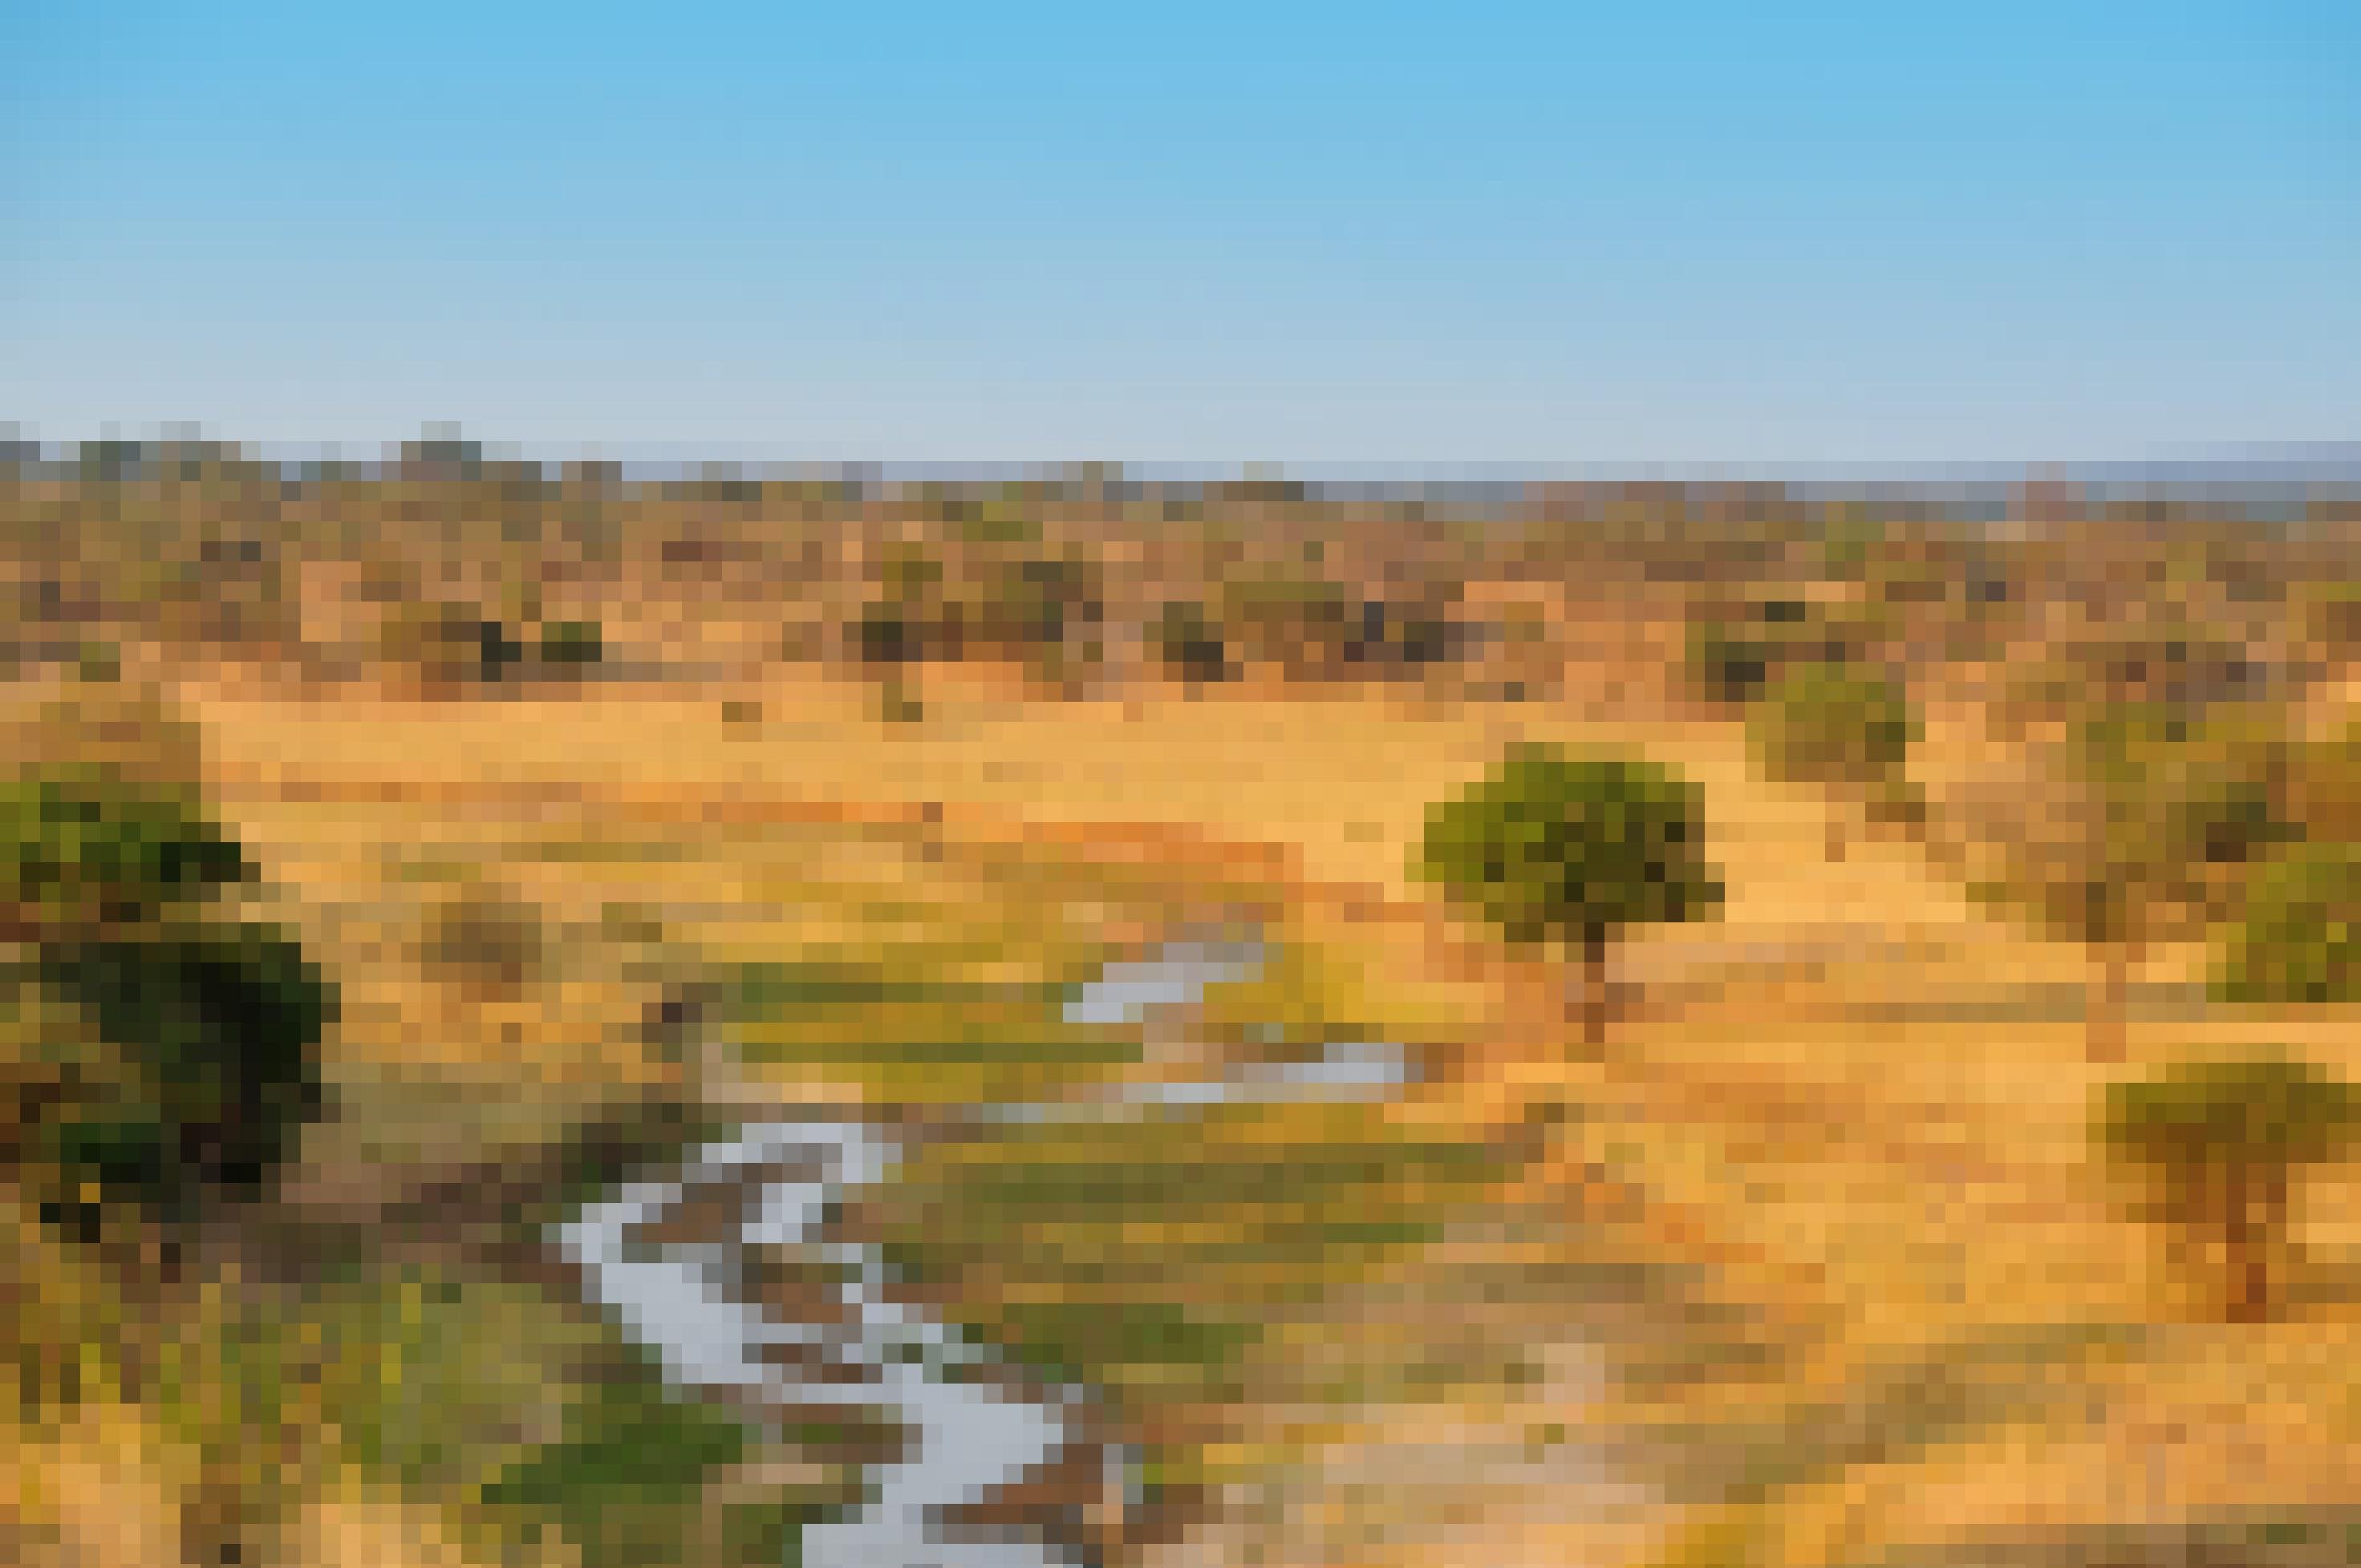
2102, 1053, 2361, 1175
1415, 744, 1722, 950
1, 771, 247, 941
2098, 1051, 2361, 1321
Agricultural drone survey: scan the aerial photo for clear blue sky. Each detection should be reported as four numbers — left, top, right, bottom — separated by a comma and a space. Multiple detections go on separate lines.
5, 2, 2355, 464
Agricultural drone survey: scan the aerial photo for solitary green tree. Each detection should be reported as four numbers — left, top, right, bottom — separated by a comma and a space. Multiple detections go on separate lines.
1749, 661, 1921, 861
1415, 745, 1722, 1047
2098, 1052, 2361, 1323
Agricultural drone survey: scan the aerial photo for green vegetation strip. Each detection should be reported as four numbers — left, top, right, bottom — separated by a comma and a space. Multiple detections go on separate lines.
140, 1249, 847, 1568
867, 1099, 1522, 1406
728, 958, 1142, 1103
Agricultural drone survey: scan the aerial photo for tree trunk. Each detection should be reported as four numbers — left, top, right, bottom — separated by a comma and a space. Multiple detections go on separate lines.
1580, 929, 1608, 1050
2224, 1165, 2290, 1324
2088, 940, 2138, 1063
2222, 1167, 2266, 1323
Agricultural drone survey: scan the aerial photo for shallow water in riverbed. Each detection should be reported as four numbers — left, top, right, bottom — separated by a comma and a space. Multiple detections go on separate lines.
561, 938, 1411, 1567
564, 1116, 1081, 1568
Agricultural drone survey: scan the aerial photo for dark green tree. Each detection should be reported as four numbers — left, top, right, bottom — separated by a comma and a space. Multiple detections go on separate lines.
2097, 1052, 2361, 1322
39, 927, 329, 1210
1414, 745, 1722, 1047
2, 752, 331, 1241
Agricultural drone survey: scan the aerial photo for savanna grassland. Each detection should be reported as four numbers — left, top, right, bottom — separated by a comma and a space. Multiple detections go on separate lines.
10, 447, 2361, 1568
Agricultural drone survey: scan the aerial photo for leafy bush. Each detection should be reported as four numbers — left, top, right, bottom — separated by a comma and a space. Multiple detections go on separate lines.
420, 881, 547, 999
1750, 661, 1919, 860
2, 772, 247, 940
477, 618, 526, 682
2216, 841, 2361, 1003
1221, 573, 1357, 679
1750, 662, 1916, 793
1344, 598, 1461, 675
1151, 601, 1231, 684
878, 540, 943, 602
1686, 622, 1773, 705
376, 600, 483, 687
539, 619, 605, 668
75, 640, 121, 683
986, 553, 1099, 653
854, 605, 924, 667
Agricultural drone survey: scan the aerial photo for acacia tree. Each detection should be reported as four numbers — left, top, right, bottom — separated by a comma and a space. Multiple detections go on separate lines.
1415, 745, 1722, 1047
1749, 660, 1922, 862
2098, 1053, 2361, 1323
1957, 705, 2295, 1060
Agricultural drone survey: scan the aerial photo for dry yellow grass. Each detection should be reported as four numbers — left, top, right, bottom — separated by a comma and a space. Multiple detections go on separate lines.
4, 1399, 181, 1568
287, 1485, 493, 1568
165, 675, 2361, 1566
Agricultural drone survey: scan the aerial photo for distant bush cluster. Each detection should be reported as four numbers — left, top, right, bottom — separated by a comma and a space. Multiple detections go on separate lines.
12, 444, 2361, 723
379, 603, 606, 690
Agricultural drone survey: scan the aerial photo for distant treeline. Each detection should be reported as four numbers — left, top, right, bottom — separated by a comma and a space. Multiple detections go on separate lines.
10, 437, 2361, 518
7, 439, 2361, 702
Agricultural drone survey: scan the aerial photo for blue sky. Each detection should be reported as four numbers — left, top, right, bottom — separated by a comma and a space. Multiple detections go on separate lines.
5, 2, 2355, 464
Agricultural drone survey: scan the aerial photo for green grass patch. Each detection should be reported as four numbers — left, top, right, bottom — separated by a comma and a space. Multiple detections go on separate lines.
988, 1300, 1261, 1388
728, 956, 1142, 1104
870, 1098, 1522, 1407
479, 1341, 761, 1568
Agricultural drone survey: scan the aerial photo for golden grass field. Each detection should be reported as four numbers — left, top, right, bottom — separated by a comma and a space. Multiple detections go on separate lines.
14, 665, 2361, 1568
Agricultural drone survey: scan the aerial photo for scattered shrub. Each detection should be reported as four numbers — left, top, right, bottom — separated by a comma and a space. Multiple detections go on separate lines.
1152, 602, 1231, 684
1750, 661, 1919, 860
540, 619, 605, 669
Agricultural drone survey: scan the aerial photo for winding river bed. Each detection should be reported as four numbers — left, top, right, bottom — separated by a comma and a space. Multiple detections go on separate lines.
559, 938, 1410, 1567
